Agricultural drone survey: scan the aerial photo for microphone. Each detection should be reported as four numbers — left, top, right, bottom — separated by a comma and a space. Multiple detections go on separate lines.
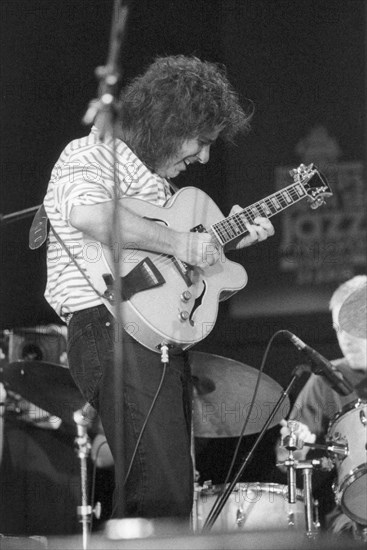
283, 331, 354, 396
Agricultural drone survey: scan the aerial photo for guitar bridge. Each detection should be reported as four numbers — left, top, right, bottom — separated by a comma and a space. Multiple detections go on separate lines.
172, 257, 192, 287
103, 257, 165, 302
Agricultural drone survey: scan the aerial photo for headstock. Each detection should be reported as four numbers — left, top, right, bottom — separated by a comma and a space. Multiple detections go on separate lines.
290, 163, 333, 209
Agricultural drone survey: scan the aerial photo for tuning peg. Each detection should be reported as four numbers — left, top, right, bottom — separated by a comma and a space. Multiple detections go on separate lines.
309, 197, 325, 210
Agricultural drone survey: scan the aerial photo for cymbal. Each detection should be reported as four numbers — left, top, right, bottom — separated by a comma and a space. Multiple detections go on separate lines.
189, 351, 289, 438
1, 360, 85, 425
339, 282, 367, 339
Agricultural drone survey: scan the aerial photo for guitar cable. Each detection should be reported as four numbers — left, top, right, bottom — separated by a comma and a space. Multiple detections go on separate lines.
109, 359, 168, 519
107, 148, 174, 518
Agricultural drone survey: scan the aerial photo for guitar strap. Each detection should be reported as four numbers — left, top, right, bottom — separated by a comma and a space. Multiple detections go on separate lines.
28, 204, 105, 301
28, 178, 178, 305
28, 204, 49, 250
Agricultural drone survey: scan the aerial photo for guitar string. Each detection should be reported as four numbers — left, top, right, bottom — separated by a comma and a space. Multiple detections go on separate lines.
148, 169, 320, 262
213, 185, 306, 243
217, 186, 303, 229
128, 185, 306, 268
120, 180, 311, 270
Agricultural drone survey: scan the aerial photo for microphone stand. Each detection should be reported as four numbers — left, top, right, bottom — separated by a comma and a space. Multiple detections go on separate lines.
74, 409, 93, 550
203, 365, 306, 532
83, 0, 131, 520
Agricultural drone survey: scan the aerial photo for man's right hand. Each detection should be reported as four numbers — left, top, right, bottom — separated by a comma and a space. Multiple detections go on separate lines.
173, 231, 221, 268
276, 419, 316, 470
280, 418, 316, 447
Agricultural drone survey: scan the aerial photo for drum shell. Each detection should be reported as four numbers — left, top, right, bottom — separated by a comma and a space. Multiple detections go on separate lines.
327, 400, 367, 525
195, 482, 305, 532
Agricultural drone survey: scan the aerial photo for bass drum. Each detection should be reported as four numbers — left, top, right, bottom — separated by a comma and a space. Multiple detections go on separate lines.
327, 400, 367, 525
195, 482, 305, 532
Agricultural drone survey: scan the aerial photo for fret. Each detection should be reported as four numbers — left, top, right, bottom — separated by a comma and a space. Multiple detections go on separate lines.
215, 221, 234, 242
250, 206, 261, 218
214, 224, 227, 242
258, 201, 271, 216
281, 190, 293, 204
275, 192, 288, 209
222, 221, 237, 239
288, 188, 300, 201
229, 218, 242, 234
226, 217, 242, 236
232, 217, 245, 234
211, 175, 322, 247
210, 224, 225, 246
214, 213, 247, 245
294, 184, 306, 197
270, 196, 282, 210
236, 212, 248, 230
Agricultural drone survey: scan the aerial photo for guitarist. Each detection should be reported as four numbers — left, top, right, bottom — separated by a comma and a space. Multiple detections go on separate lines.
43, 55, 275, 523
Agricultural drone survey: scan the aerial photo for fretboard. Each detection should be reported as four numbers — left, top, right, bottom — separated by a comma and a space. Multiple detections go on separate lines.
212, 182, 307, 246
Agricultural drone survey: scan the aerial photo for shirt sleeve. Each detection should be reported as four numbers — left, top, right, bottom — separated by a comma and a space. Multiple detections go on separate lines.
288, 373, 343, 437
52, 143, 119, 222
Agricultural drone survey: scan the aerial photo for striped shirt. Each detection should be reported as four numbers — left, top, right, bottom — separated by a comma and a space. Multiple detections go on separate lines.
44, 126, 171, 319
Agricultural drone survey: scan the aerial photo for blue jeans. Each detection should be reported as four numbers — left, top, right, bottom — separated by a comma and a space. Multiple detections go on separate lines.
67, 305, 193, 519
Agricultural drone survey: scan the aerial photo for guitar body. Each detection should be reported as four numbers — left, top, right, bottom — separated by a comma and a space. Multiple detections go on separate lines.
84, 187, 248, 352
84, 164, 332, 352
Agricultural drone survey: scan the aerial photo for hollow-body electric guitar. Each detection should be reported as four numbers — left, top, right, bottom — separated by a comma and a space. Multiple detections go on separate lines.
84, 163, 332, 353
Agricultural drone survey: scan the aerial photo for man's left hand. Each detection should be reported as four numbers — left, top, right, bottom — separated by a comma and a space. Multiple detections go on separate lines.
228, 205, 275, 249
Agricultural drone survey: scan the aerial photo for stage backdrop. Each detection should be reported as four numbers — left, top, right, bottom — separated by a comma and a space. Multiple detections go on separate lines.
219, 1, 366, 320
0, 0, 365, 353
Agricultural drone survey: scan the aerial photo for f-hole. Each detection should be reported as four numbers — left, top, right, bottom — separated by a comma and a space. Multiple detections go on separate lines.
189, 281, 207, 325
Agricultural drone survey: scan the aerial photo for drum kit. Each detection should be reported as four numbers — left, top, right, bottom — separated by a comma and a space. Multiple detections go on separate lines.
191, 378, 366, 538
192, 282, 367, 538
0, 283, 366, 542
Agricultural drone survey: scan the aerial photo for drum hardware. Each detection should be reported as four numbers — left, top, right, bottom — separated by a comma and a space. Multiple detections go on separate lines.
326, 400, 367, 525
195, 482, 307, 533
235, 505, 245, 529
359, 407, 366, 426
355, 524, 367, 543
1, 359, 101, 547
190, 351, 292, 531
278, 458, 324, 538
1, 360, 86, 426
281, 421, 322, 538
202, 364, 304, 532
282, 401, 367, 533
322, 441, 349, 457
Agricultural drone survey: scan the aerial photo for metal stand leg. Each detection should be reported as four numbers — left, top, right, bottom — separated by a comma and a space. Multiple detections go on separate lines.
190, 411, 200, 533
74, 409, 94, 550
77, 450, 92, 550
282, 458, 320, 538
301, 465, 318, 538
281, 422, 320, 539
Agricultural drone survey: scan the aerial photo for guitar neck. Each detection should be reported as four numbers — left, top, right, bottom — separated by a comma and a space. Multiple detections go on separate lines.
211, 181, 307, 247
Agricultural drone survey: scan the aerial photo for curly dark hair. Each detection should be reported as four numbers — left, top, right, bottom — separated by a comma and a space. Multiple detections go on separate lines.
118, 55, 252, 171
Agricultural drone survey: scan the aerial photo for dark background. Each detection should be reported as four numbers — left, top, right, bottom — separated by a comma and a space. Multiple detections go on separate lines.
1, 0, 365, 375
0, 0, 366, 536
